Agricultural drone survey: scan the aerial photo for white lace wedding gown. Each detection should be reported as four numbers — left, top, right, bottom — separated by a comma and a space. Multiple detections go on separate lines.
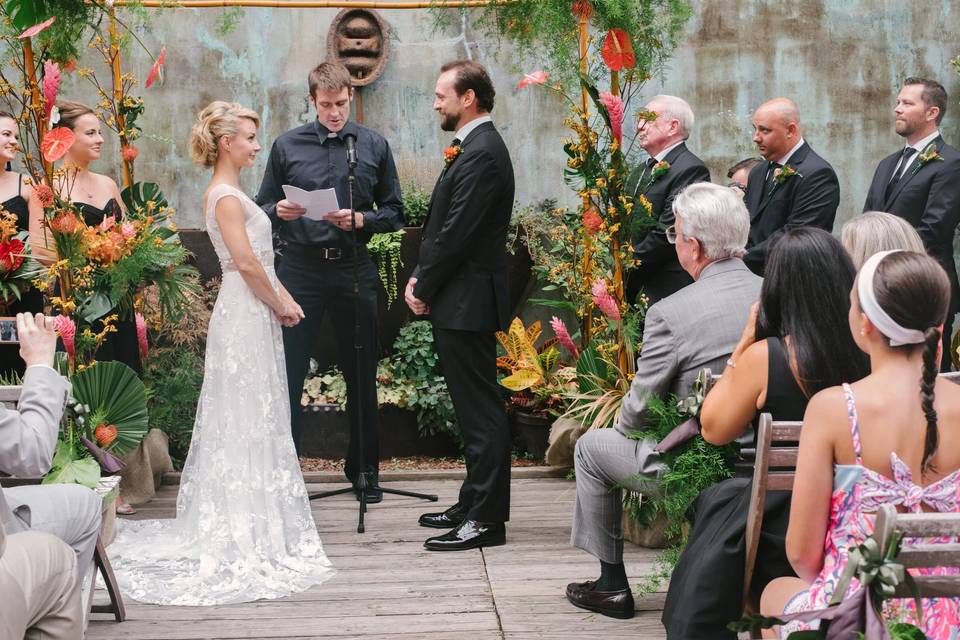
108, 183, 335, 605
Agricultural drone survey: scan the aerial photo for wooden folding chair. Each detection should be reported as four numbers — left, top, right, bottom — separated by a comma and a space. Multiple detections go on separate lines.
874, 503, 960, 599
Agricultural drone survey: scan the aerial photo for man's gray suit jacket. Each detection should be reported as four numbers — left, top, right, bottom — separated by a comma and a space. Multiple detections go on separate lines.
617, 258, 763, 435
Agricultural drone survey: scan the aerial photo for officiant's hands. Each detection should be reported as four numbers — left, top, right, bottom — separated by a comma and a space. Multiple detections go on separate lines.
405, 277, 429, 316
323, 208, 363, 230
276, 199, 307, 221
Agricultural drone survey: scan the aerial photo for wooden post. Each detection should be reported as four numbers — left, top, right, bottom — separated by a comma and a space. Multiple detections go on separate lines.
109, 10, 133, 188
577, 11, 594, 346
22, 40, 50, 179
354, 86, 364, 125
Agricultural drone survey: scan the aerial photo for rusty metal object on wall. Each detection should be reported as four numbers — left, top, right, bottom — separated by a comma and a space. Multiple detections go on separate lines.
326, 8, 389, 87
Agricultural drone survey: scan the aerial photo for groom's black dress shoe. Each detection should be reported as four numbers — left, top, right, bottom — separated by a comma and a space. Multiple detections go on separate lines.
418, 502, 468, 529
565, 580, 635, 619
423, 519, 505, 551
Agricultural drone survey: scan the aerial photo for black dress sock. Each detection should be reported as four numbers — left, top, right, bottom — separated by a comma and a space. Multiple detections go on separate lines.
595, 560, 629, 591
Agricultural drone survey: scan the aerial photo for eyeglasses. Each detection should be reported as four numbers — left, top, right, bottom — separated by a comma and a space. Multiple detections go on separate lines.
726, 181, 747, 191
665, 224, 678, 244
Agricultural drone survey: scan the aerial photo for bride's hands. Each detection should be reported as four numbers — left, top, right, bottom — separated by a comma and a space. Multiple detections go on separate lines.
276, 288, 305, 327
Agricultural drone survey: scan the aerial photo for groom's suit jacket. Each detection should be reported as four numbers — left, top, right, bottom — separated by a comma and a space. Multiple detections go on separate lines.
863, 135, 960, 309
413, 121, 515, 331
0, 365, 71, 534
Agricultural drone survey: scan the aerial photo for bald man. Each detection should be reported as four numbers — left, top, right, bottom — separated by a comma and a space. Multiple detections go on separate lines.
743, 98, 840, 274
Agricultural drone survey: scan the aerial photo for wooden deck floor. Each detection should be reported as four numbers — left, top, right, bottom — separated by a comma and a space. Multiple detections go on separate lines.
88, 477, 667, 639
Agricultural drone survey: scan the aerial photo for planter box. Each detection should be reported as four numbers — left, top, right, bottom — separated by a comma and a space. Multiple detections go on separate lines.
299, 405, 461, 459
621, 508, 674, 549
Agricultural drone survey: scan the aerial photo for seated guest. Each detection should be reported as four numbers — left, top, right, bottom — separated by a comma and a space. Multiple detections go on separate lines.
565, 182, 762, 619
0, 520, 82, 639
661, 228, 869, 639
726, 157, 762, 198
761, 250, 960, 639
0, 313, 102, 617
842, 210, 925, 269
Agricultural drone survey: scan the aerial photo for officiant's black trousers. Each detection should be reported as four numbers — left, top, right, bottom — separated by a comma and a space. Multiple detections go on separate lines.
433, 327, 511, 523
278, 249, 380, 482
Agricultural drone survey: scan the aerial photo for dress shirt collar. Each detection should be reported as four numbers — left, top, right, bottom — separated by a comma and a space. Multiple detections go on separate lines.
316, 119, 359, 145
776, 137, 805, 166
905, 130, 940, 154
654, 140, 684, 162
454, 115, 492, 144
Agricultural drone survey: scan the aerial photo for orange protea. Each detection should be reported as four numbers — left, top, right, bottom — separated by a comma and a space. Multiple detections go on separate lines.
121, 145, 138, 162
83, 228, 126, 265
50, 210, 81, 234
94, 423, 118, 447
62, 59, 77, 73
582, 207, 603, 235
34, 184, 54, 208
572, 0, 594, 19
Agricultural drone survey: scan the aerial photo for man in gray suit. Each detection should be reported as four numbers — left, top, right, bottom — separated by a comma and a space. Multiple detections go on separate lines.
565, 183, 762, 619
1, 313, 101, 636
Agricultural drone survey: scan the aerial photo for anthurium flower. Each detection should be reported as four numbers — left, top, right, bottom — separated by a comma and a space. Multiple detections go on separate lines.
18, 16, 56, 40
599, 91, 624, 143
40, 127, 75, 162
42, 60, 60, 122
601, 29, 635, 71
519, 70, 549, 90
0, 238, 25, 272
145, 46, 166, 88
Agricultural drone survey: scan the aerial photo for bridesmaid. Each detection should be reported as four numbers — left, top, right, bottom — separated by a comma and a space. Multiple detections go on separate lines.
53, 99, 140, 375
0, 111, 46, 378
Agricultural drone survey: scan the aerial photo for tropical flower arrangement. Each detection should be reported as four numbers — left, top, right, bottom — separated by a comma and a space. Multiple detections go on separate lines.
0, 208, 43, 307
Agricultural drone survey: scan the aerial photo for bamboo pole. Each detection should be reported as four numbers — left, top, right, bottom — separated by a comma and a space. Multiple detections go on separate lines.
21, 40, 51, 178
108, 10, 133, 188
577, 11, 593, 346
112, 0, 506, 8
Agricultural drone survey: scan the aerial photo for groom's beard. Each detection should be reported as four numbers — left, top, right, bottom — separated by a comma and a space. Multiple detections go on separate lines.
440, 112, 459, 132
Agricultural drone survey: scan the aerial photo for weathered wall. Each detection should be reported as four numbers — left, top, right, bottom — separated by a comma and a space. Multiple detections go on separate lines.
52, 1, 960, 232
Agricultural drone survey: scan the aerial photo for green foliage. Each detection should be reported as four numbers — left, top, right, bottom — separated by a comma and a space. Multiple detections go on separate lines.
367, 229, 404, 306
71, 361, 148, 456
141, 346, 204, 468
4, 0, 102, 63
402, 182, 431, 227
215, 6, 244, 36
42, 439, 100, 487
393, 320, 440, 381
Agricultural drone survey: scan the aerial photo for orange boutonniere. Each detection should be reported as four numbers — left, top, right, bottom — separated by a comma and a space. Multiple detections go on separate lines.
443, 145, 462, 167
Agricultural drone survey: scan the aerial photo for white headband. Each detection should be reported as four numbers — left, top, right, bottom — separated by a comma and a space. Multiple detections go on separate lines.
857, 250, 926, 347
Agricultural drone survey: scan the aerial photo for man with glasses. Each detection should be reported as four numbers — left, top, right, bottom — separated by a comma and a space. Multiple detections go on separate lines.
627, 95, 710, 305
565, 183, 761, 620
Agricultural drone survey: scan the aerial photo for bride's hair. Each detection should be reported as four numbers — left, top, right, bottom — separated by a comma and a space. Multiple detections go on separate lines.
189, 101, 260, 168
54, 100, 96, 130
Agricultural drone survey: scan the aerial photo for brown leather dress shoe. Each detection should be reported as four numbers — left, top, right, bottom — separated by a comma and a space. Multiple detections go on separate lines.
565, 580, 635, 619
418, 502, 468, 529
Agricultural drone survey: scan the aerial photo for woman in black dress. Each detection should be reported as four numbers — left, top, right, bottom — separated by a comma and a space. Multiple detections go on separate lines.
0, 111, 46, 377
52, 100, 140, 375
661, 228, 869, 639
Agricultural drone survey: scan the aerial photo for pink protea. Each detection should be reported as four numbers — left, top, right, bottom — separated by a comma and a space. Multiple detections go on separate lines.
550, 316, 579, 360
598, 91, 624, 144
592, 279, 621, 321
135, 312, 148, 359
53, 315, 75, 360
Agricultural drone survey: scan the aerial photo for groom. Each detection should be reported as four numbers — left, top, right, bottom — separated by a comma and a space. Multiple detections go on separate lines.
405, 60, 514, 551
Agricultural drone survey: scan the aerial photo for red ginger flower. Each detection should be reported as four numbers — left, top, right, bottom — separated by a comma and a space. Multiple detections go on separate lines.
0, 238, 24, 272
592, 279, 621, 322
550, 316, 579, 360
135, 312, 148, 359
53, 315, 75, 359
42, 60, 60, 122
598, 91, 624, 144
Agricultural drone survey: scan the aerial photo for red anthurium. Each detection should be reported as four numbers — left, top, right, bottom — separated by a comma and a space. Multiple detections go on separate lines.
18, 16, 56, 40
518, 70, 550, 90
601, 29, 636, 71
40, 127, 75, 163
42, 60, 60, 122
0, 238, 25, 272
145, 46, 166, 88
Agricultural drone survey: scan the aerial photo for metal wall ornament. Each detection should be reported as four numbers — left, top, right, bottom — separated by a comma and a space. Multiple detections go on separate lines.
326, 8, 390, 87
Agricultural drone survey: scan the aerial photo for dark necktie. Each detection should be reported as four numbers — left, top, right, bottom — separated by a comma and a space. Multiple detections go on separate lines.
764, 161, 782, 191
885, 147, 916, 200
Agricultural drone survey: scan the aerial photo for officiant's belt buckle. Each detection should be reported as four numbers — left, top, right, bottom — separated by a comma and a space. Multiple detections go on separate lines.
318, 247, 343, 260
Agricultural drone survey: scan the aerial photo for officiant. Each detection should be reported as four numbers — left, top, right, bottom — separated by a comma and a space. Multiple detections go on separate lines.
256, 61, 404, 504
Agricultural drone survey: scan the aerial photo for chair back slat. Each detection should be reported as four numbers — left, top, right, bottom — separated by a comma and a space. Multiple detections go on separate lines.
939, 371, 960, 384
894, 512, 960, 538
897, 545, 960, 569
892, 576, 960, 598
875, 504, 960, 600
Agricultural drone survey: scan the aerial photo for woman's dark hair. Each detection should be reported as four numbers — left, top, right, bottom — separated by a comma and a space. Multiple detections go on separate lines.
53, 100, 95, 131
869, 251, 950, 471
756, 227, 870, 397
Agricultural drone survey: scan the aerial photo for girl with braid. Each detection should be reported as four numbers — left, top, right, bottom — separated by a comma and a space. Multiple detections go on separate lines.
760, 250, 960, 639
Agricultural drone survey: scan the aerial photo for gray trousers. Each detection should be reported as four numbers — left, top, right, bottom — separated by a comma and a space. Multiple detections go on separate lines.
0, 531, 82, 640
570, 428, 667, 564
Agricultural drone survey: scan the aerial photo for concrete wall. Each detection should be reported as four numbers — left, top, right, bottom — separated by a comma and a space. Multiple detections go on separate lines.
51, 1, 960, 231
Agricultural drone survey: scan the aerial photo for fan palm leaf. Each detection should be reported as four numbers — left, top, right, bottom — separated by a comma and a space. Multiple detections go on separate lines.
71, 361, 148, 456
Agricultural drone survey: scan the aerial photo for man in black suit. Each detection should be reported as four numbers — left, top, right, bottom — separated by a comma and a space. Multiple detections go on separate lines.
743, 98, 840, 274
863, 77, 960, 369
627, 95, 710, 305
405, 60, 514, 551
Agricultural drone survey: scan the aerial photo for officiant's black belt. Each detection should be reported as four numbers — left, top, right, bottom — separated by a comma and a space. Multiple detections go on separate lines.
283, 243, 344, 261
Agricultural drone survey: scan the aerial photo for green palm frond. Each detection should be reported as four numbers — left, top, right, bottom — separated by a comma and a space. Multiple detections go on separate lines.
71, 361, 148, 456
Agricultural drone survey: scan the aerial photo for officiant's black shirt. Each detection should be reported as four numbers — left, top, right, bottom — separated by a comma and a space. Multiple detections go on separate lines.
255, 119, 404, 248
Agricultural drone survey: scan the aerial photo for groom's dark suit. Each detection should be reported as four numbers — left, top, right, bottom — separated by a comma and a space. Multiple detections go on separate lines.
863, 135, 960, 369
413, 120, 514, 523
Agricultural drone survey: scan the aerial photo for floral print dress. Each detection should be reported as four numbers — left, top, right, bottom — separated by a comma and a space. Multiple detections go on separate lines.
781, 383, 960, 639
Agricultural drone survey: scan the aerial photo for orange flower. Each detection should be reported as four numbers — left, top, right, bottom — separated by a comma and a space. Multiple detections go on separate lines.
62, 59, 77, 73
50, 210, 80, 234
40, 127, 75, 163
601, 29, 636, 71
84, 227, 126, 265
582, 207, 603, 235
121, 145, 138, 162
34, 184, 54, 208
94, 423, 118, 448
443, 145, 462, 166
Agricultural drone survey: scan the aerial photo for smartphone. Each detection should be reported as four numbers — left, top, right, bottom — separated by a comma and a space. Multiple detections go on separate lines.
0, 316, 17, 344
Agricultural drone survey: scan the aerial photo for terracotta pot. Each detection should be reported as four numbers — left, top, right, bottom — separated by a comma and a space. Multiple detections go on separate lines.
513, 410, 552, 460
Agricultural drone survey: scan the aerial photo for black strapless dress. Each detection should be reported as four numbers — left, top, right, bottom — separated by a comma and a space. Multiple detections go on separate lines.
0, 186, 44, 378
74, 198, 142, 375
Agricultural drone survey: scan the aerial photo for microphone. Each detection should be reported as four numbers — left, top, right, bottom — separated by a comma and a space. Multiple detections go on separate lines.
344, 133, 358, 169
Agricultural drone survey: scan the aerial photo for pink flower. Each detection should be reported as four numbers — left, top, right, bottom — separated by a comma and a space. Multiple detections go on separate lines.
145, 46, 166, 88
599, 91, 624, 144
135, 312, 148, 359
550, 316, 579, 360
518, 70, 549, 90
121, 222, 136, 239
18, 16, 55, 40
53, 315, 75, 360
42, 60, 60, 122
99, 215, 115, 231
592, 279, 621, 321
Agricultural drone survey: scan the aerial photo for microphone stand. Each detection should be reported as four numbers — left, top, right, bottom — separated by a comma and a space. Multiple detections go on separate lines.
309, 138, 437, 534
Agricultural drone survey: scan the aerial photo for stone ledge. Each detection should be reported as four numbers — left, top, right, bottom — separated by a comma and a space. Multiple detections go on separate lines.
161, 465, 571, 485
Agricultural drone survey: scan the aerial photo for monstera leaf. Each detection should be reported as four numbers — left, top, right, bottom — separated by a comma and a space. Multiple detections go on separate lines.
120, 181, 168, 214
71, 361, 148, 456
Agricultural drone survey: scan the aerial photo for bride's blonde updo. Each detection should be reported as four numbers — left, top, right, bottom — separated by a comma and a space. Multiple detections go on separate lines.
189, 101, 260, 168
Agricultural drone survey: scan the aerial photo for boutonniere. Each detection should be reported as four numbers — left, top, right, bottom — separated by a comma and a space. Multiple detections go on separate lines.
916, 143, 943, 168
443, 145, 462, 167
773, 164, 800, 185
651, 160, 670, 181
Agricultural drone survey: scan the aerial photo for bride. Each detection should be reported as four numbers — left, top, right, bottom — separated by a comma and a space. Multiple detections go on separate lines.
108, 101, 335, 605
